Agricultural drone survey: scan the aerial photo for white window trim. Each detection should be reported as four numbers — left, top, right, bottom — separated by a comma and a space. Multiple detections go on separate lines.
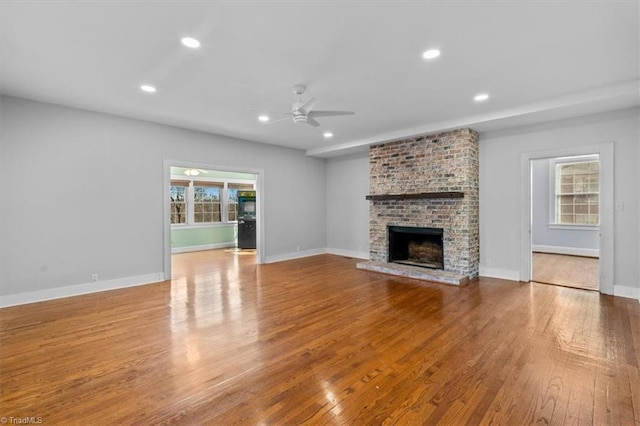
221, 187, 229, 224
169, 184, 189, 226
547, 154, 600, 230
548, 224, 599, 231
170, 175, 255, 228
187, 181, 195, 224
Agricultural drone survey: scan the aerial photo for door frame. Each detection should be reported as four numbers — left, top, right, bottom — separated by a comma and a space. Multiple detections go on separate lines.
162, 159, 265, 280
519, 142, 614, 294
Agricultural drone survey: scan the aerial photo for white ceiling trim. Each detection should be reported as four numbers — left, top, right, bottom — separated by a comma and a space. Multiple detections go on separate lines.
307, 80, 640, 158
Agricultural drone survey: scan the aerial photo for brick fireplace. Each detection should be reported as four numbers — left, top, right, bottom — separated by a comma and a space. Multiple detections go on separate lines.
357, 128, 479, 285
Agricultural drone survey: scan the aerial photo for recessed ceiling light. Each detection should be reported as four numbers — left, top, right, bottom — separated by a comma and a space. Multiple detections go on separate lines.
140, 84, 157, 93
258, 115, 269, 123
422, 49, 441, 59
323, 132, 333, 139
474, 93, 490, 102
184, 169, 200, 176
181, 37, 201, 49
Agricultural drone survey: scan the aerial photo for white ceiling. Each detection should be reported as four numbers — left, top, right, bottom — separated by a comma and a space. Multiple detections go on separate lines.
1, 1, 638, 157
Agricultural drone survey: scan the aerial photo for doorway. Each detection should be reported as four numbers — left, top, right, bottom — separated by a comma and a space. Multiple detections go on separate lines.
530, 155, 600, 291
163, 160, 264, 281
520, 142, 614, 294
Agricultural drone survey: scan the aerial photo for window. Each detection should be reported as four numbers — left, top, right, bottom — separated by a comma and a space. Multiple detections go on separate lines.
170, 181, 188, 224
555, 160, 599, 225
193, 182, 222, 223
227, 183, 254, 222
170, 176, 255, 226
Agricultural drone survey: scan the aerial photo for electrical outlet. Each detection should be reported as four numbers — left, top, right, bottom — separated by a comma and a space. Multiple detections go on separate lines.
486, 259, 492, 266
296, 246, 301, 252
91, 273, 99, 282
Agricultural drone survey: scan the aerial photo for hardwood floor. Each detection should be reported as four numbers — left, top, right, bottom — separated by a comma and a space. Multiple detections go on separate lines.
532, 252, 599, 291
1, 250, 638, 424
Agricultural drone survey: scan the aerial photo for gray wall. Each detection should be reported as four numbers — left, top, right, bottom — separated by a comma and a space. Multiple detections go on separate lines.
2, 96, 637, 302
531, 158, 599, 253
325, 153, 370, 258
0, 96, 326, 297
323, 108, 639, 296
480, 108, 639, 291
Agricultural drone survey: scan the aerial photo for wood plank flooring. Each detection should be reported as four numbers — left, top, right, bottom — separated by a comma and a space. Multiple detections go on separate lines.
1, 250, 638, 424
532, 252, 599, 291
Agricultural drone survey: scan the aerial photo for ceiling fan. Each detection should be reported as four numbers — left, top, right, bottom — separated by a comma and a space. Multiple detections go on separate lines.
251, 85, 355, 127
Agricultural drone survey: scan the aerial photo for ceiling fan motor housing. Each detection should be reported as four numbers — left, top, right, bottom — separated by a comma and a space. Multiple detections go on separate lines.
292, 85, 306, 95
292, 110, 308, 123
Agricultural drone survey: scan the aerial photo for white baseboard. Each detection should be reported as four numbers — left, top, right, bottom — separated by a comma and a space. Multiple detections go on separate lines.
264, 248, 329, 264
532, 245, 599, 258
613, 285, 640, 301
326, 248, 370, 260
3, 261, 636, 309
171, 242, 236, 254
0, 272, 166, 308
479, 266, 521, 281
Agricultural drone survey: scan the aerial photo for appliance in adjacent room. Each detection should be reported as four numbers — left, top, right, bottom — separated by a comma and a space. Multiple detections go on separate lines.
237, 190, 257, 249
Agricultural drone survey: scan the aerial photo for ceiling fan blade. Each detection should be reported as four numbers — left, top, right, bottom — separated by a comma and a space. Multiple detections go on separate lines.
308, 110, 355, 118
305, 117, 321, 127
262, 117, 292, 126
299, 97, 318, 114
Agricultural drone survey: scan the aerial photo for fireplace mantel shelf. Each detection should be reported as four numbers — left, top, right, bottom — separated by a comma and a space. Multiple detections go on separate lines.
365, 192, 464, 201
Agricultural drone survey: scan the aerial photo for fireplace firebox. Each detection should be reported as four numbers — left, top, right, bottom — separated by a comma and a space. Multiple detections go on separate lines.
388, 226, 444, 269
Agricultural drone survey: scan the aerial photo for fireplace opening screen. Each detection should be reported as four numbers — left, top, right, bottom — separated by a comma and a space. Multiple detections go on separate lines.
388, 226, 444, 269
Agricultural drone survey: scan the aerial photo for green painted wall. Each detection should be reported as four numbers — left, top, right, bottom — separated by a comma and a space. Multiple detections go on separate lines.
171, 225, 237, 248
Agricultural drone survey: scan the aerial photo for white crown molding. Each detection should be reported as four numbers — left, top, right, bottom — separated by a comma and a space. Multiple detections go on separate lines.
307, 81, 640, 158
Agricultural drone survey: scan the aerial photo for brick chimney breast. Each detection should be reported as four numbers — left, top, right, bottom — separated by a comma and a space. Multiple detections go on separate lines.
367, 128, 479, 278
